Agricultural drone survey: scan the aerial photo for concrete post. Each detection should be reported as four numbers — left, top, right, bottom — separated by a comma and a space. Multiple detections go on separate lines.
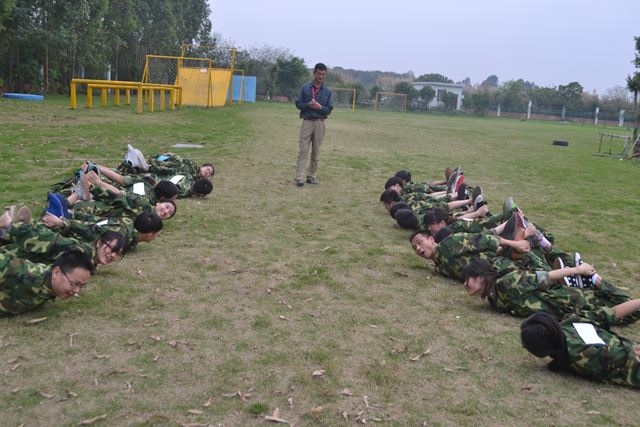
595, 107, 599, 126
497, 104, 501, 117
619, 110, 625, 127
527, 101, 532, 120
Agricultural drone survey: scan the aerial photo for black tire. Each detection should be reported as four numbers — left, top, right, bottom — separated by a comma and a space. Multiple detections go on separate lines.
552, 140, 569, 146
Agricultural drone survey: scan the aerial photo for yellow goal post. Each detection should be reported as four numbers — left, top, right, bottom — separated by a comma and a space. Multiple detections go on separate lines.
331, 87, 356, 111
375, 91, 408, 112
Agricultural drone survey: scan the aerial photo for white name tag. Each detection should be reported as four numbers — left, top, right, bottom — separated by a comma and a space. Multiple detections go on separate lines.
133, 182, 146, 195
96, 220, 109, 226
170, 175, 185, 184
573, 323, 606, 345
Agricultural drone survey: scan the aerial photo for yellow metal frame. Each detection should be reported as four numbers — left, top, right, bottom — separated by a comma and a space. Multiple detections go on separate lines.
70, 79, 181, 113
332, 88, 356, 111
375, 91, 408, 112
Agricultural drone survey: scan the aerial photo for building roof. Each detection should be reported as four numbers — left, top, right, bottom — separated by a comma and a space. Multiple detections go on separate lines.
412, 81, 464, 89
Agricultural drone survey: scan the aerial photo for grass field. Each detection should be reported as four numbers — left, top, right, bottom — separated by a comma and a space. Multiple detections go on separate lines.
1, 96, 640, 426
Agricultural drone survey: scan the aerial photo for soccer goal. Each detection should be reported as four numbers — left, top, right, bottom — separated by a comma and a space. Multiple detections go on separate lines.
375, 91, 407, 112
332, 87, 356, 111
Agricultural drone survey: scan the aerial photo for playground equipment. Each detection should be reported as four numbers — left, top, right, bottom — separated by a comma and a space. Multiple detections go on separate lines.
70, 79, 180, 113
592, 131, 632, 158
375, 91, 408, 112
69, 46, 239, 112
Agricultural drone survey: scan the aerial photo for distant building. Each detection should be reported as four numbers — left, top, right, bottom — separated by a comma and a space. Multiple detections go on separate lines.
411, 81, 464, 111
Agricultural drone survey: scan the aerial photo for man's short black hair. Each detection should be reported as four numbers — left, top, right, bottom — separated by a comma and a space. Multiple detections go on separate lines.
433, 227, 453, 243
389, 202, 411, 218
192, 178, 213, 197
409, 230, 426, 243
395, 170, 412, 183
54, 249, 95, 274
395, 209, 419, 230
423, 208, 449, 226
154, 180, 179, 201
314, 63, 327, 72
385, 176, 403, 190
134, 211, 163, 234
380, 189, 401, 203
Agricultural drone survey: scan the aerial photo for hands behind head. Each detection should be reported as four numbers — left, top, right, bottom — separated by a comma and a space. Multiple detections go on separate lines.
576, 262, 596, 276
514, 240, 531, 253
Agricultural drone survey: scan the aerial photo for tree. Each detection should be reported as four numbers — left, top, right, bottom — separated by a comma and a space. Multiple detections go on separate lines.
628, 35, 640, 148
418, 85, 435, 109
393, 81, 417, 102
463, 88, 492, 116
481, 75, 498, 87
558, 81, 584, 112
497, 80, 528, 112
271, 56, 307, 99
415, 73, 453, 83
440, 91, 457, 111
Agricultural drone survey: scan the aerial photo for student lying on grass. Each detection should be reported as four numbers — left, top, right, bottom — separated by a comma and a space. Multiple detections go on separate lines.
520, 302, 640, 388
462, 258, 640, 326
0, 249, 94, 317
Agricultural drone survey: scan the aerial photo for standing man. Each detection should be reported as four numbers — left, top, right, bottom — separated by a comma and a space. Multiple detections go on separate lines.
294, 63, 333, 187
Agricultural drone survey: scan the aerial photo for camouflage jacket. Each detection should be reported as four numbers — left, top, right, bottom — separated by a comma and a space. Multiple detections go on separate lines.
434, 232, 501, 281
0, 254, 56, 317
0, 224, 95, 264
559, 314, 640, 387
72, 187, 152, 219
52, 216, 137, 252
488, 270, 623, 325
147, 154, 199, 179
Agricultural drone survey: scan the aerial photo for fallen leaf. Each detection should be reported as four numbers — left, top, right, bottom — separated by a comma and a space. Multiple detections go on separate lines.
278, 315, 289, 321
264, 407, 289, 424
153, 355, 159, 362
124, 381, 132, 392
10, 363, 20, 372
339, 388, 353, 396
444, 367, 455, 373
410, 349, 432, 362
136, 270, 143, 276
168, 341, 178, 348
521, 385, 533, 391
79, 414, 107, 425
187, 409, 203, 415
148, 335, 162, 342
24, 317, 48, 325
369, 324, 379, 328
143, 321, 159, 327
94, 354, 110, 360
363, 395, 370, 408
273, 407, 281, 418
202, 397, 213, 407
394, 271, 409, 277
587, 410, 601, 415
39, 390, 54, 399
312, 369, 325, 377
341, 411, 349, 421
308, 405, 324, 414
322, 246, 332, 251
287, 396, 293, 409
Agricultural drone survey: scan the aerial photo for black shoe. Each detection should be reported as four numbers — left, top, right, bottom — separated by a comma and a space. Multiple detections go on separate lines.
457, 183, 468, 200
306, 177, 319, 184
472, 186, 482, 203
295, 179, 304, 187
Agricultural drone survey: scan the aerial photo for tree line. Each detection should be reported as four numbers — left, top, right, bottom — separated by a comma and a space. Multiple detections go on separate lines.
0, 0, 213, 93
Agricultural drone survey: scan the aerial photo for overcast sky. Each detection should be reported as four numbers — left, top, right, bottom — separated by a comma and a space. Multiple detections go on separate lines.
209, 0, 639, 94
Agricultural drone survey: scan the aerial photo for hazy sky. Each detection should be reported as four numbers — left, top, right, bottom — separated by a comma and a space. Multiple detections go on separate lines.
209, 0, 640, 94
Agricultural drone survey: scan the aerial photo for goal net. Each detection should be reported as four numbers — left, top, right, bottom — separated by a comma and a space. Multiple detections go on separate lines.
331, 88, 356, 111
375, 91, 407, 112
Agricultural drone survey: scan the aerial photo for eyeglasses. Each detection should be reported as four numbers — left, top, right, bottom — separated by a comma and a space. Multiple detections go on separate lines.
61, 269, 88, 290
100, 239, 124, 261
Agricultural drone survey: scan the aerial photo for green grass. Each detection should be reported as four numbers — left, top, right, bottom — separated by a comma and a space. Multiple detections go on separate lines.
1, 96, 640, 426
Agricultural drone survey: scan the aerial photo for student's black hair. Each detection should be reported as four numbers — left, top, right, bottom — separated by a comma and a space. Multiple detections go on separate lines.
54, 249, 95, 274
394, 170, 412, 183
99, 231, 127, 254
461, 259, 498, 300
520, 312, 569, 371
384, 176, 403, 190
314, 63, 327, 72
154, 180, 179, 200
409, 230, 427, 243
201, 163, 215, 176
380, 189, 401, 204
389, 202, 411, 218
142, 176, 157, 186
395, 209, 419, 230
433, 227, 453, 243
192, 178, 213, 196
424, 208, 450, 226
134, 211, 163, 234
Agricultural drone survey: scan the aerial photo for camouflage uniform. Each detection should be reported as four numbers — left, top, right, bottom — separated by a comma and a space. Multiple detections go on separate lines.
0, 253, 56, 317
0, 224, 95, 264
434, 232, 502, 281
557, 313, 640, 387
488, 270, 639, 325
72, 187, 152, 220
48, 216, 137, 252
403, 182, 446, 195
144, 154, 200, 179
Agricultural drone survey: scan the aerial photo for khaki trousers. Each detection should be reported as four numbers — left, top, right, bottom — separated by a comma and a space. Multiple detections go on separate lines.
296, 119, 325, 180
